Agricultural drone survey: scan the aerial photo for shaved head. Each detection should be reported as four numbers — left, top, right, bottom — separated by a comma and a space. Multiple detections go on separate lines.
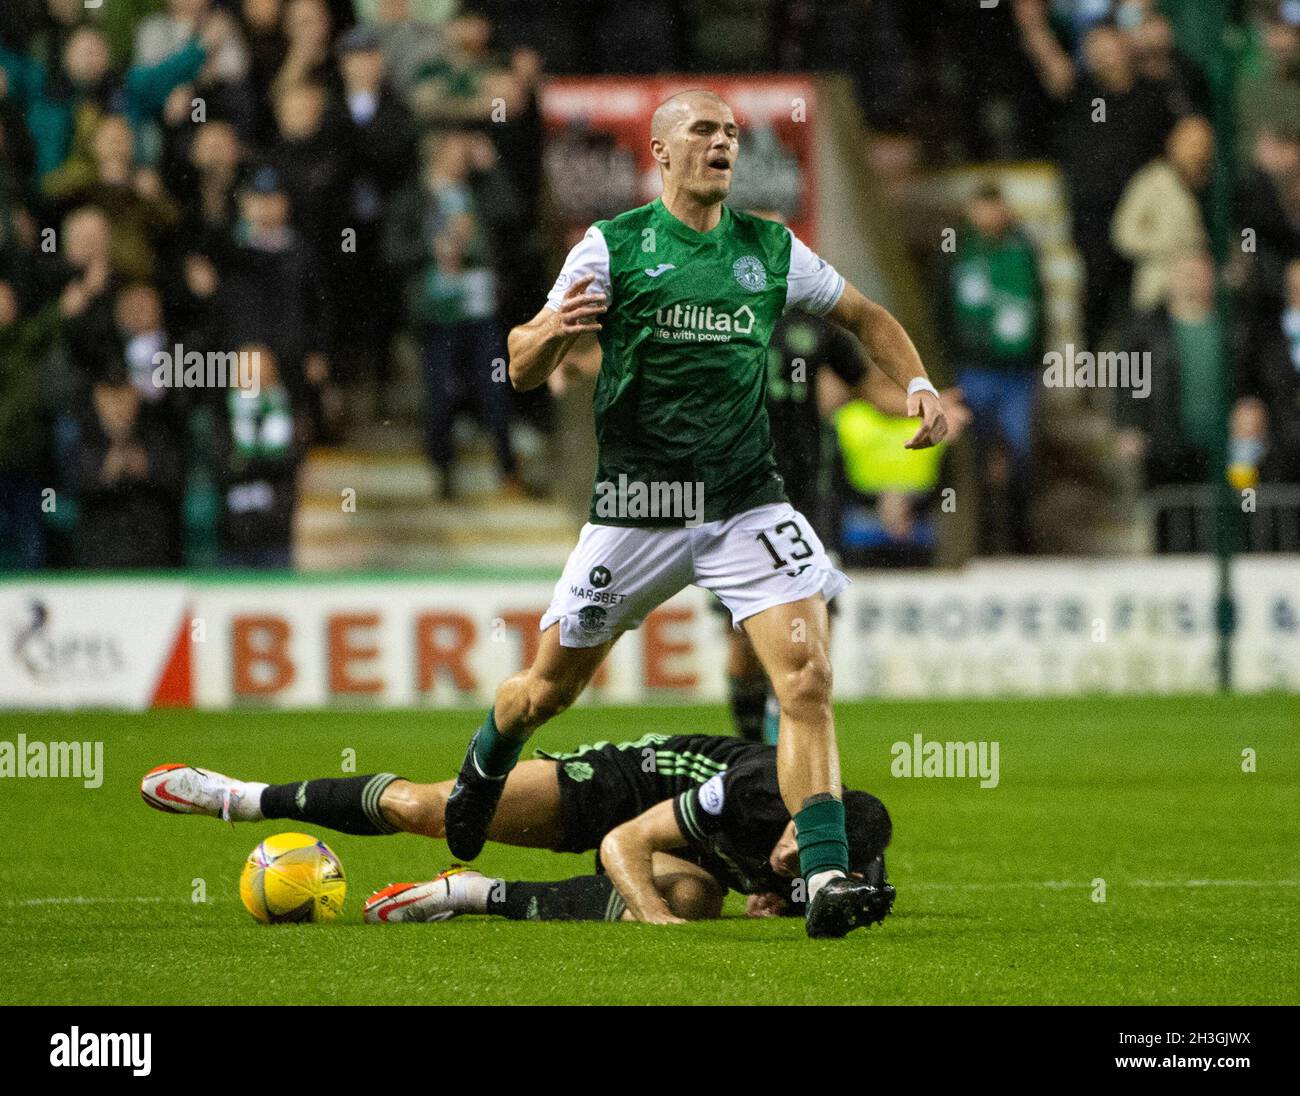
651, 90, 730, 141
650, 89, 738, 222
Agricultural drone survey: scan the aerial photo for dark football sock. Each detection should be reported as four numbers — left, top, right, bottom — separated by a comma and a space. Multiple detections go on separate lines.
471, 707, 525, 778
498, 875, 626, 922
727, 672, 768, 742
260, 773, 402, 835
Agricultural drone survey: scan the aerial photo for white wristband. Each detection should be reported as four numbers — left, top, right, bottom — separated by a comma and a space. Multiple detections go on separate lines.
907, 377, 939, 399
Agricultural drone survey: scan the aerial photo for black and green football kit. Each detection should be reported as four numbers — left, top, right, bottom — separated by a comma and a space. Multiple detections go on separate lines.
538, 732, 881, 898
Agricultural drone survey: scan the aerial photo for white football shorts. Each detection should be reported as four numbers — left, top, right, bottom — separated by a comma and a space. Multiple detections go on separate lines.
539, 502, 851, 648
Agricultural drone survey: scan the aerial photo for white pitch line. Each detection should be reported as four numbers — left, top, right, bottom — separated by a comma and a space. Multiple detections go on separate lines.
8, 896, 179, 907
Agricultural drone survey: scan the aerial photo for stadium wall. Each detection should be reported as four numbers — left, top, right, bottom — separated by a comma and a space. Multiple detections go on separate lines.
2, 558, 1297, 710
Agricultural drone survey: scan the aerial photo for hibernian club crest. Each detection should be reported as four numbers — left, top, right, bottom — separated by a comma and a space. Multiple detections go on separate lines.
732, 255, 767, 292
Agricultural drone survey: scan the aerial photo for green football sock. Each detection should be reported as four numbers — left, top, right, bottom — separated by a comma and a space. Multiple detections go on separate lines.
794, 795, 850, 881
470, 707, 525, 779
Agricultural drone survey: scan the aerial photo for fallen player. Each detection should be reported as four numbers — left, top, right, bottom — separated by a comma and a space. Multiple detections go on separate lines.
141, 733, 894, 931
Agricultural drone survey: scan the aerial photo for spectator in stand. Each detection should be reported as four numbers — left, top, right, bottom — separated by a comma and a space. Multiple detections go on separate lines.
1238, 4, 1300, 163
217, 344, 300, 568
135, 0, 254, 130
268, 80, 347, 262
135, 0, 250, 82
360, 0, 451, 104
1234, 258, 1300, 491
333, 24, 416, 403
386, 131, 518, 498
44, 113, 180, 283
0, 277, 60, 569
207, 163, 335, 425
273, 0, 342, 103
240, 0, 290, 143
161, 118, 245, 349
1111, 114, 1214, 316
1234, 122, 1300, 325
1016, 6, 1174, 346
407, 9, 516, 127
57, 204, 123, 381
114, 281, 188, 434
1116, 251, 1225, 549
74, 368, 183, 568
0, 21, 210, 182
937, 183, 1044, 553
1129, 11, 1211, 118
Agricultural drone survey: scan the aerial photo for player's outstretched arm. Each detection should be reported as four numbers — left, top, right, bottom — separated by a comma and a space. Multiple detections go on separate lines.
848, 373, 973, 443
599, 799, 693, 925
827, 282, 950, 450
507, 274, 606, 391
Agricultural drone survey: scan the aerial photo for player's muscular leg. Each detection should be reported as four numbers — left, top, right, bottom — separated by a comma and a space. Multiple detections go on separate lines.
379, 760, 566, 848
493, 625, 614, 740
742, 595, 839, 811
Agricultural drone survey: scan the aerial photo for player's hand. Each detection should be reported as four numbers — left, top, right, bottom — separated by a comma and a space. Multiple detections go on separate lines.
552, 274, 606, 336
904, 389, 949, 449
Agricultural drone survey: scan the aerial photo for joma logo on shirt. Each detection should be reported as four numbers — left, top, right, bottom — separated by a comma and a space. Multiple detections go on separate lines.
653, 303, 756, 342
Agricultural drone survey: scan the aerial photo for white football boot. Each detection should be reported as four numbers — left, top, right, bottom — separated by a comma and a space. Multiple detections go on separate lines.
364, 867, 488, 924
140, 764, 265, 823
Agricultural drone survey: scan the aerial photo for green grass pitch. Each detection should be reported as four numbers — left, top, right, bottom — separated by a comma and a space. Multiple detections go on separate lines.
1, 695, 1296, 1005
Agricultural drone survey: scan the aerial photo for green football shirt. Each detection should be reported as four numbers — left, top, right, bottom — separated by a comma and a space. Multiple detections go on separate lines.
546, 198, 845, 526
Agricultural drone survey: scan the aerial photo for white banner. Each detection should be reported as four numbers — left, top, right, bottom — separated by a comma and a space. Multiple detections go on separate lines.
0, 580, 189, 709
2, 558, 1297, 709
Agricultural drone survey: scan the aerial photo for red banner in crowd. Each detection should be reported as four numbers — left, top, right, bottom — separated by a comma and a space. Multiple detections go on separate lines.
540, 76, 819, 247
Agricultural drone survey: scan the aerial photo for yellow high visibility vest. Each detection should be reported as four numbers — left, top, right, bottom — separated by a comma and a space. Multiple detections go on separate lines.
833, 401, 945, 494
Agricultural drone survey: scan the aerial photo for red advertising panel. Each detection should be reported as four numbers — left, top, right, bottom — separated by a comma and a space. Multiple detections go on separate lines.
541, 76, 819, 247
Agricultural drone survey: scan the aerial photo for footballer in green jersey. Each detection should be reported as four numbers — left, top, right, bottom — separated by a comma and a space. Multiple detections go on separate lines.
446, 89, 949, 938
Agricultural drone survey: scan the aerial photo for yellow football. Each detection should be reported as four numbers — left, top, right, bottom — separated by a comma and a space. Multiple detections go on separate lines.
239, 832, 346, 924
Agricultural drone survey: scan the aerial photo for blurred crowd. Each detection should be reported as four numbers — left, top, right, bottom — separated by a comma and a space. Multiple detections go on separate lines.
1, 0, 1298, 571
0, 0, 550, 569
861, 0, 1300, 556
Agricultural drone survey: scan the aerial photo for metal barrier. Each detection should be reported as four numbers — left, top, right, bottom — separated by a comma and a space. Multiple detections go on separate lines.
1144, 484, 1300, 552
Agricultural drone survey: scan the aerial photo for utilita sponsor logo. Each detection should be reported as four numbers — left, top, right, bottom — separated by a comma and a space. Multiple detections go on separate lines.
49, 1028, 151, 1076
653, 303, 755, 342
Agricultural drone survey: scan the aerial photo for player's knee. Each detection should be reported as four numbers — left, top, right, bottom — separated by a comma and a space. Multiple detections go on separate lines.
380, 780, 444, 838
777, 651, 833, 714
